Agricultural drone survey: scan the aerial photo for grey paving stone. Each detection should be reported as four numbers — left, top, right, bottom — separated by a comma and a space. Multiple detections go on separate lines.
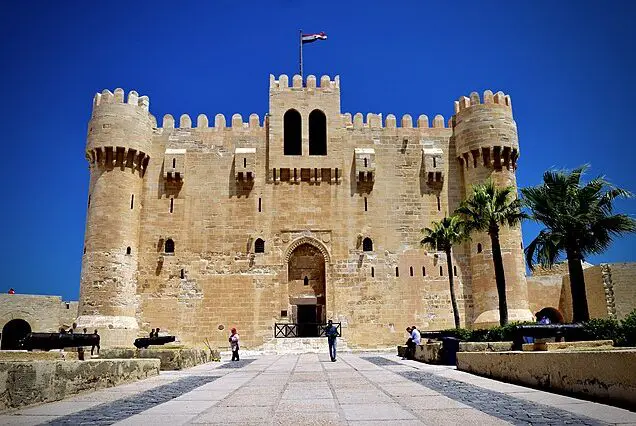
190, 405, 273, 424
341, 403, 417, 421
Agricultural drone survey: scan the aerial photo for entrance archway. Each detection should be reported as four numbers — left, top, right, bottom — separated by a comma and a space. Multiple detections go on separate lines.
287, 242, 326, 337
1, 319, 32, 350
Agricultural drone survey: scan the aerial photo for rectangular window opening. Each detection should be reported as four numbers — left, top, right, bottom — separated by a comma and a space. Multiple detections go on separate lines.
172, 158, 176, 168
130, 194, 134, 210
439, 266, 443, 276
258, 197, 262, 212
422, 266, 426, 276
454, 265, 458, 276
88, 195, 91, 208
433, 157, 437, 168
364, 197, 368, 212
243, 158, 247, 168
170, 198, 174, 213
371, 267, 374, 277
395, 267, 399, 277
437, 196, 441, 211
281, 310, 288, 317
335, 168, 339, 181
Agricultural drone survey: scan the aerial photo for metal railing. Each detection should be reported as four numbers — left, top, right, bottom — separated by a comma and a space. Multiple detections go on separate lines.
274, 322, 341, 338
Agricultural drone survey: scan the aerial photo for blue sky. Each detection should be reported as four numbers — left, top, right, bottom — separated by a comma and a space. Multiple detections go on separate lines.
1, 1, 634, 300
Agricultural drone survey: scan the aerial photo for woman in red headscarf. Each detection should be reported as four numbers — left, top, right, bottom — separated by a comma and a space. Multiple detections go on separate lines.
229, 327, 240, 361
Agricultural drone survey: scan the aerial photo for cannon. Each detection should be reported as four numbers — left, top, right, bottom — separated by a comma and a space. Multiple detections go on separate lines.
512, 324, 586, 350
20, 332, 99, 351
133, 335, 176, 349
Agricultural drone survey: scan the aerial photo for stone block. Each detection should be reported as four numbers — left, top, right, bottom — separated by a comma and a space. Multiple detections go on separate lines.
99, 347, 217, 370
521, 340, 614, 352
0, 359, 160, 412
457, 349, 636, 408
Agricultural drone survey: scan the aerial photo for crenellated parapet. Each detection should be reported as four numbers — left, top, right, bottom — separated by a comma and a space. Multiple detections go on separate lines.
343, 112, 447, 130
87, 88, 154, 175
160, 113, 262, 131
269, 74, 340, 91
453, 90, 519, 171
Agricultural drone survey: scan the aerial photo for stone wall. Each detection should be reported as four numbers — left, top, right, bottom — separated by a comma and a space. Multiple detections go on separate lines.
99, 347, 217, 370
0, 295, 79, 339
606, 263, 636, 320
457, 350, 636, 408
0, 359, 160, 412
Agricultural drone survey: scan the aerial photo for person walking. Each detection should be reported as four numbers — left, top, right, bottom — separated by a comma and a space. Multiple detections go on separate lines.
229, 328, 240, 361
325, 320, 338, 362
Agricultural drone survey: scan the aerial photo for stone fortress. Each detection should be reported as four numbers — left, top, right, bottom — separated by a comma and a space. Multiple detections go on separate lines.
76, 73, 534, 349
2, 74, 634, 352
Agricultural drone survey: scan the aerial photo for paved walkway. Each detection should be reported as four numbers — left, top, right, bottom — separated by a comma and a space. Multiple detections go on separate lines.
1, 353, 635, 425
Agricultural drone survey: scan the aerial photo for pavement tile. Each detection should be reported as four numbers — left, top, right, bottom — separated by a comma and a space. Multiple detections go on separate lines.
341, 403, 417, 421
113, 413, 198, 426
397, 395, 470, 410
276, 398, 338, 412
554, 401, 636, 424
172, 389, 232, 401
335, 390, 394, 404
272, 411, 345, 425
416, 407, 511, 425
0, 415, 60, 425
191, 405, 273, 424
347, 421, 425, 426
138, 399, 218, 415
379, 383, 440, 397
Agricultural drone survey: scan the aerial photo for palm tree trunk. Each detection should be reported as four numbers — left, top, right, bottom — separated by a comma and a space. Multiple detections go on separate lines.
566, 248, 590, 322
445, 248, 461, 329
489, 227, 509, 326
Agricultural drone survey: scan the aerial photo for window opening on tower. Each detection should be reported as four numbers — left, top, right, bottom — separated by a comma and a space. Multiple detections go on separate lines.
283, 109, 302, 155
255, 238, 265, 253
309, 110, 327, 155
362, 237, 373, 252
165, 239, 175, 254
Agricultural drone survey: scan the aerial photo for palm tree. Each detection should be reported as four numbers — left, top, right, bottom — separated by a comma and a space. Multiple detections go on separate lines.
456, 181, 526, 326
521, 166, 636, 322
421, 215, 467, 329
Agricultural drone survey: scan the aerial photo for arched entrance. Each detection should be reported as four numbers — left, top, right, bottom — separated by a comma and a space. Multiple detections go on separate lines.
288, 242, 326, 337
1, 319, 32, 350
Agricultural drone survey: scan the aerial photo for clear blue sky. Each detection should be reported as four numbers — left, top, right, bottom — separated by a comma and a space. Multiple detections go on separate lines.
1, 1, 635, 300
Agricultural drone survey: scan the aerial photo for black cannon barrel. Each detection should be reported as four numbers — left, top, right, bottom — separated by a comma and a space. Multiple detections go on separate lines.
21, 333, 99, 351
512, 324, 585, 350
134, 336, 176, 349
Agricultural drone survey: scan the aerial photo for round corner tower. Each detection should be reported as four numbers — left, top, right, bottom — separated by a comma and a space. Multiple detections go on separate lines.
453, 90, 533, 327
76, 88, 153, 347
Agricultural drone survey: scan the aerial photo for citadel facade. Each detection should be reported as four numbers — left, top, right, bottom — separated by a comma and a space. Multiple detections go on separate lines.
76, 74, 535, 349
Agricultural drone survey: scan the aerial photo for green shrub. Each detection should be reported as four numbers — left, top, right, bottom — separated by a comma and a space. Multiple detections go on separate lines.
619, 309, 636, 347
582, 317, 621, 343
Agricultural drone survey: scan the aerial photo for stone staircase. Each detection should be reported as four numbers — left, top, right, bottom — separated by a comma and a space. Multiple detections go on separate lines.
259, 337, 351, 355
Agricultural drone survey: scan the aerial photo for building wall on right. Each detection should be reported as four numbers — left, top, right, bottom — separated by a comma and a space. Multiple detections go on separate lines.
527, 262, 636, 322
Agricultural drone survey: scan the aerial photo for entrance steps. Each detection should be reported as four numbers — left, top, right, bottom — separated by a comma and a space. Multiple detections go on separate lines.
260, 337, 351, 355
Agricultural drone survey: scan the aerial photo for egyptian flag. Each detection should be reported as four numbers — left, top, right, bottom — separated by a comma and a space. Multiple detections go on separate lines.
302, 32, 327, 44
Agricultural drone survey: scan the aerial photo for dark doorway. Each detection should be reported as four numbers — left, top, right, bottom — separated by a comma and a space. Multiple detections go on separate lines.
297, 305, 318, 337
309, 110, 327, 155
284, 109, 302, 155
1, 319, 31, 350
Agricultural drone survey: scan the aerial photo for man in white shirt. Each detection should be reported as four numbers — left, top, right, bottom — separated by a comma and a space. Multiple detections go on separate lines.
411, 326, 421, 346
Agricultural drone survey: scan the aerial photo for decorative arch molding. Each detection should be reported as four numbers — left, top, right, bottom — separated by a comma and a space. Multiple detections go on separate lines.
283, 236, 331, 264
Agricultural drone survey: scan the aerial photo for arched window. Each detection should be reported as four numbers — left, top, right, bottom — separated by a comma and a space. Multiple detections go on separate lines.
165, 238, 175, 254
477, 243, 483, 253
255, 238, 265, 253
362, 237, 373, 252
304, 276, 309, 286
309, 109, 327, 155
126, 246, 131, 255
284, 109, 302, 155
410, 266, 414, 276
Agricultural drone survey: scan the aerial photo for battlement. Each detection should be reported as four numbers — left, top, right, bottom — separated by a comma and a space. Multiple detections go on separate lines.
92, 88, 150, 112
453, 90, 512, 114
160, 113, 262, 130
342, 113, 447, 129
269, 74, 340, 91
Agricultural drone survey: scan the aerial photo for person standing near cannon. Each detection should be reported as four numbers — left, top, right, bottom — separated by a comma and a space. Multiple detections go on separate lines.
229, 328, 240, 361
90, 330, 100, 356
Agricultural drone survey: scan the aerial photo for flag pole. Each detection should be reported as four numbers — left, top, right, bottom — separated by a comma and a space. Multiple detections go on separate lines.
299, 29, 303, 80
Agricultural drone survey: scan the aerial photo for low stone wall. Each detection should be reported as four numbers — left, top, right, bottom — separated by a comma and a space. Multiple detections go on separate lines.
0, 350, 78, 361
99, 347, 217, 370
398, 341, 513, 363
0, 359, 160, 412
457, 350, 636, 408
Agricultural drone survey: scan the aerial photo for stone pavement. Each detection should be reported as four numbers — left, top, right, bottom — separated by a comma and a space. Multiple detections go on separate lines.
1, 353, 635, 425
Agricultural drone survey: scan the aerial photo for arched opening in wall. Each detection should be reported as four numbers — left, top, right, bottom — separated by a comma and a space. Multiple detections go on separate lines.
1, 319, 31, 350
288, 243, 326, 337
535, 307, 564, 324
309, 109, 327, 155
422, 266, 426, 276
126, 246, 131, 255
283, 109, 302, 155
165, 239, 175, 254
371, 267, 374, 277
477, 243, 483, 253
395, 267, 399, 277
362, 237, 373, 252
410, 266, 414, 276
255, 238, 265, 253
